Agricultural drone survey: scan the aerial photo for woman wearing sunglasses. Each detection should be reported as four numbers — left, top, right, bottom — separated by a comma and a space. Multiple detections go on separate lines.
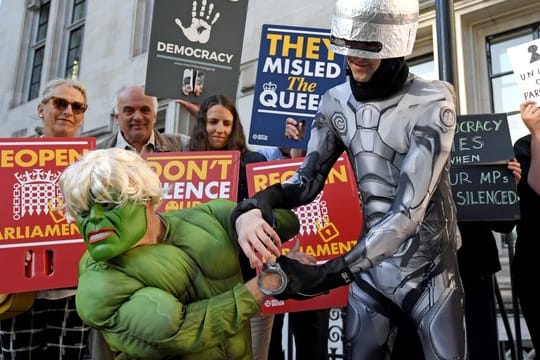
37, 78, 88, 137
0, 78, 91, 359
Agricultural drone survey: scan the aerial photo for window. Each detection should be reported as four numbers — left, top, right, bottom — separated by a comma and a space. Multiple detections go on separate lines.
27, 0, 50, 101
156, 103, 166, 133
409, 54, 435, 80
132, 0, 154, 57
487, 24, 540, 143
65, 0, 87, 79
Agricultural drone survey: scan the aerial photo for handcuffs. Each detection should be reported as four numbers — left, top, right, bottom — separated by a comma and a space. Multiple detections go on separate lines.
257, 262, 288, 296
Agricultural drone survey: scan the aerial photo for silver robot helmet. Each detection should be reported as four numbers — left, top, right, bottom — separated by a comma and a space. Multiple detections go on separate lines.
330, 0, 419, 59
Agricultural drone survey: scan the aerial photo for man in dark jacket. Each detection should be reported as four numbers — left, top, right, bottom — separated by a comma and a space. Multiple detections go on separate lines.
99, 85, 189, 153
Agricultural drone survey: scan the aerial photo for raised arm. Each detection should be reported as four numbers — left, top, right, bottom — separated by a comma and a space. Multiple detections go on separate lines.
268, 85, 459, 300
233, 107, 345, 268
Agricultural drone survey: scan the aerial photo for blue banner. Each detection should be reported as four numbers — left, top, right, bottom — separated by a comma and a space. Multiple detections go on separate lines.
249, 24, 346, 148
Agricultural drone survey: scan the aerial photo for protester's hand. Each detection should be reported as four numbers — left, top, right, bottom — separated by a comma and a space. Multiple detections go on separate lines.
0, 250, 32, 304
272, 256, 354, 300
177, 99, 200, 118
235, 209, 282, 268
194, 84, 202, 97
174, 0, 220, 44
22, 250, 32, 267
507, 159, 521, 183
193, 71, 205, 97
285, 118, 301, 140
520, 100, 540, 136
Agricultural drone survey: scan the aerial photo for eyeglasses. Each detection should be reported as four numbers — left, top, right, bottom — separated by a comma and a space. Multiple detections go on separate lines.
42, 96, 88, 115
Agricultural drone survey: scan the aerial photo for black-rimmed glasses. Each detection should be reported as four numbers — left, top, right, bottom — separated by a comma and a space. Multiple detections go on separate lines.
42, 96, 88, 115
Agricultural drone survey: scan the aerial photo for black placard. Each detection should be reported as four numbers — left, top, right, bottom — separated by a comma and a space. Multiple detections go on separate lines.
450, 113, 519, 221
451, 113, 515, 164
450, 164, 520, 221
145, 0, 248, 102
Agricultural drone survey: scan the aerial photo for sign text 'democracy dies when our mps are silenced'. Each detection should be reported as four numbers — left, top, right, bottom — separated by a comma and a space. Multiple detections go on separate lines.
450, 113, 519, 221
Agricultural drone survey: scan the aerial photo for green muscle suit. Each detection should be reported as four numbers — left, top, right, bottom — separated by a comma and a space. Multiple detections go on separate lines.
75, 199, 299, 360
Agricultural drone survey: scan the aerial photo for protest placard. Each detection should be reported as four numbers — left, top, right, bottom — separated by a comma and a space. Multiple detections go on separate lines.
248, 24, 346, 149
246, 152, 361, 313
0, 138, 95, 293
507, 38, 540, 105
142, 151, 240, 212
145, 0, 248, 101
450, 113, 519, 221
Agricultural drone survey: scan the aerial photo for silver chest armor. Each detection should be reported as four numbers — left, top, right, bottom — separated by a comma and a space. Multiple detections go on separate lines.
282, 76, 466, 359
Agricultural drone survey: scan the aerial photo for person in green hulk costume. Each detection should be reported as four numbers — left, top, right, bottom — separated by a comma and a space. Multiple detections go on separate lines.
58, 148, 302, 360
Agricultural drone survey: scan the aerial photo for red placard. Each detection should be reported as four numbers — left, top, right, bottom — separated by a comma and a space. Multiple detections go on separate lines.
142, 151, 240, 212
0, 138, 96, 293
246, 152, 362, 314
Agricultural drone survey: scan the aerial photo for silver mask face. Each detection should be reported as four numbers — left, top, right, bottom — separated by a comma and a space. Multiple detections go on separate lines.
330, 0, 419, 59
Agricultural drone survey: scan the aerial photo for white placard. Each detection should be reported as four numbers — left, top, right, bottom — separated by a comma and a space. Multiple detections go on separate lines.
507, 38, 540, 105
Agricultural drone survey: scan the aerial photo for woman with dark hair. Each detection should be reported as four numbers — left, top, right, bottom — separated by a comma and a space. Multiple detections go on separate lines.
188, 94, 267, 202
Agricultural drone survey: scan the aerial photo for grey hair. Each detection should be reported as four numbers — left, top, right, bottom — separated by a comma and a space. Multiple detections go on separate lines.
59, 148, 163, 220
41, 78, 87, 103
111, 85, 158, 115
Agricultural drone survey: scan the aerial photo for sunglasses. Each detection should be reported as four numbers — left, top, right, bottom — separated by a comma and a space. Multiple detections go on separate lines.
43, 96, 88, 114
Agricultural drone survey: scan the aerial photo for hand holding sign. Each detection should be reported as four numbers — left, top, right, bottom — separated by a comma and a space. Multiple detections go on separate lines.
284, 118, 305, 141
507, 159, 522, 183
520, 100, 540, 135
175, 0, 220, 44
177, 99, 201, 117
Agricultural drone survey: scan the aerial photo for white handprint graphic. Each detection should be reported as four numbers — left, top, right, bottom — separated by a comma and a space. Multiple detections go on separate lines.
175, 0, 220, 44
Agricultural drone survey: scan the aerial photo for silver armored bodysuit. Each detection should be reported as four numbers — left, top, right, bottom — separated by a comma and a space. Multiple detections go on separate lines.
281, 75, 466, 359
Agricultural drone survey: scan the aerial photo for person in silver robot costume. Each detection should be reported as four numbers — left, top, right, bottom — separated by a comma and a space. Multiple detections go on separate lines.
231, 0, 467, 359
